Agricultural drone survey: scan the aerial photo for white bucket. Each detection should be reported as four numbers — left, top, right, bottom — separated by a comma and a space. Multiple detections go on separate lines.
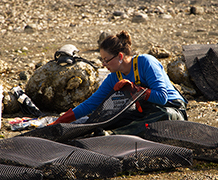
98, 68, 110, 85
0, 85, 3, 129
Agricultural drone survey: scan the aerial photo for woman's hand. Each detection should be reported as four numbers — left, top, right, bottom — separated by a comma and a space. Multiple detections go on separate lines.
114, 79, 151, 101
113, 79, 132, 91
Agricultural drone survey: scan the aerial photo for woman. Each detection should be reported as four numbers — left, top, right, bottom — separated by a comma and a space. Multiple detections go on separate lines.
49, 30, 187, 126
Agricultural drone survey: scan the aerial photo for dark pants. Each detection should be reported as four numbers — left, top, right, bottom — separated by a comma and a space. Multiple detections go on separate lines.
139, 99, 188, 122
111, 99, 187, 135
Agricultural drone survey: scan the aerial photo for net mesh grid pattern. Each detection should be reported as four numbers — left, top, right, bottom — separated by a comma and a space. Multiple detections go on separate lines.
16, 86, 195, 178
183, 44, 218, 100
142, 120, 218, 161
71, 135, 193, 171
0, 136, 121, 179
0, 164, 43, 180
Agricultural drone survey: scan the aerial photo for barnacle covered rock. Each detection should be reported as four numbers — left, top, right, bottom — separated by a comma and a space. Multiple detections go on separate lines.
148, 45, 171, 58
167, 59, 197, 97
25, 61, 99, 112
167, 59, 190, 86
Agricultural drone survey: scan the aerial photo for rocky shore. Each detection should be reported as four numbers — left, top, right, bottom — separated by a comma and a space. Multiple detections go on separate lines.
1, 0, 218, 179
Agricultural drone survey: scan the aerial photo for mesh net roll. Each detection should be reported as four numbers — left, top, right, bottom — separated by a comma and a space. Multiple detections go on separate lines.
139, 120, 218, 162
0, 164, 43, 180
20, 123, 99, 142
0, 136, 121, 179
70, 135, 193, 172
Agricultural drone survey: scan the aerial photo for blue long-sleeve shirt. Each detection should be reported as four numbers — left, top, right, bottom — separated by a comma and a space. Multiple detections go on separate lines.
73, 54, 186, 119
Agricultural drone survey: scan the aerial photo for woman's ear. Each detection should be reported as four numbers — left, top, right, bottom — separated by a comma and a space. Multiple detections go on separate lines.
118, 52, 124, 60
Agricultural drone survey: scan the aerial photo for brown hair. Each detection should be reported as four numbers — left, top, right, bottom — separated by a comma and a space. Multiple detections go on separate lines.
100, 30, 132, 56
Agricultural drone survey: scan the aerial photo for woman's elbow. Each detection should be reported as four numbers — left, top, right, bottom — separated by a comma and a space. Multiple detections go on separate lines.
160, 97, 168, 105
157, 91, 168, 105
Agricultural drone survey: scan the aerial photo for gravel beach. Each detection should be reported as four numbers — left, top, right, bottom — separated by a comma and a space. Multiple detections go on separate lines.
1, 0, 218, 179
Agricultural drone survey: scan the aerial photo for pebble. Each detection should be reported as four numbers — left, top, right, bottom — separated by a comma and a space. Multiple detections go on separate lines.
132, 13, 148, 23
113, 11, 125, 16
22, 47, 28, 51
159, 13, 173, 19
24, 25, 34, 33
190, 6, 205, 15
19, 71, 27, 80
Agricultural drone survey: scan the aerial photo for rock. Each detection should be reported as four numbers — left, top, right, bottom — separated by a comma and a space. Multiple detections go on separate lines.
173, 83, 196, 98
138, 6, 147, 11
0, 80, 20, 114
148, 45, 171, 58
167, 59, 190, 87
159, 13, 173, 19
180, 83, 197, 96
35, 60, 47, 69
19, 71, 27, 80
25, 60, 99, 112
3, 91, 20, 114
131, 13, 148, 23
97, 32, 111, 47
22, 46, 28, 51
190, 6, 204, 15
98, 68, 110, 85
167, 7, 175, 14
113, 11, 124, 16
24, 25, 34, 33
208, 31, 218, 36
155, 6, 165, 14
196, 28, 207, 32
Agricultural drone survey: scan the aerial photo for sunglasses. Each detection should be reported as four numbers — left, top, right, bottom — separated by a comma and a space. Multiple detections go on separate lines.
100, 55, 117, 64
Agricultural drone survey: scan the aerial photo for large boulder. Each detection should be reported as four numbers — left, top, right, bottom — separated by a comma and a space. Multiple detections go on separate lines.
167, 59, 190, 86
167, 59, 197, 97
25, 60, 99, 112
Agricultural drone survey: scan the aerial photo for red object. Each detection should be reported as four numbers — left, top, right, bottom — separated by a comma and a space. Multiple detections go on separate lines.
48, 108, 76, 126
9, 119, 22, 125
132, 84, 151, 101
113, 79, 132, 91
135, 101, 143, 113
113, 79, 151, 112
145, 123, 149, 129
114, 79, 151, 100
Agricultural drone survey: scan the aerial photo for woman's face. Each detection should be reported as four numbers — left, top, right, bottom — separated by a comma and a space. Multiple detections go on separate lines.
100, 49, 120, 72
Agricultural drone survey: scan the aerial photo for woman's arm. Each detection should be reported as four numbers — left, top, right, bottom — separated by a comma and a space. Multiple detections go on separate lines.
139, 55, 168, 105
73, 74, 115, 119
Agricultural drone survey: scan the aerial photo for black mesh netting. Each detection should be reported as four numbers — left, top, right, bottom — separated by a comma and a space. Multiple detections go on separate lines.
0, 136, 121, 179
70, 135, 193, 172
22, 85, 146, 142
183, 44, 218, 100
12, 85, 195, 178
137, 120, 218, 162
0, 135, 192, 179
0, 164, 43, 180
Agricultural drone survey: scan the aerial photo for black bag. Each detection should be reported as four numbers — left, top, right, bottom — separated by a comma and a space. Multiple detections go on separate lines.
11, 86, 43, 117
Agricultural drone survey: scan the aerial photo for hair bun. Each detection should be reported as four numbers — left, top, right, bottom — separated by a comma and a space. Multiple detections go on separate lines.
116, 30, 132, 46
100, 30, 132, 56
